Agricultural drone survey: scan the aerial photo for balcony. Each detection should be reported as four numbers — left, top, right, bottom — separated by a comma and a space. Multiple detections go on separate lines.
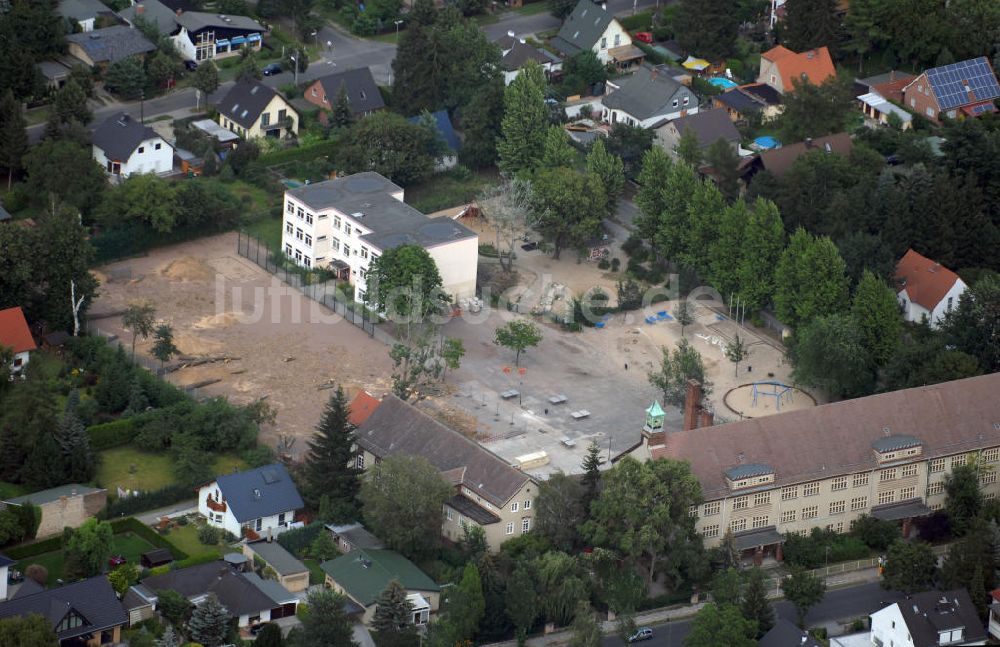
206, 496, 227, 513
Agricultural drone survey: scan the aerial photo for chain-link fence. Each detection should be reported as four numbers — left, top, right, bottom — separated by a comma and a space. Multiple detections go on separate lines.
237, 230, 393, 342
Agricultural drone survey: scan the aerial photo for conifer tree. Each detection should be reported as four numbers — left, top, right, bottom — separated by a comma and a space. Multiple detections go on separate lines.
581, 441, 602, 513
330, 83, 354, 130
155, 624, 180, 647
586, 138, 624, 215
541, 125, 575, 168
741, 568, 774, 638
188, 593, 230, 647
0, 89, 27, 189
55, 389, 96, 482
302, 386, 361, 519
371, 580, 414, 636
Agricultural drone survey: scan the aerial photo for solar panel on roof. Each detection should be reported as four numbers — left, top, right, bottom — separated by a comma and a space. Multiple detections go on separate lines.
926, 57, 1000, 110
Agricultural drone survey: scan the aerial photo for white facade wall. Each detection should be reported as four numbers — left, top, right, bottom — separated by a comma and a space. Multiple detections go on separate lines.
197, 482, 296, 538
593, 19, 630, 64
427, 237, 478, 302
870, 604, 910, 647
897, 279, 966, 328
0, 564, 8, 601
603, 103, 699, 129
77, 17, 96, 32
171, 30, 197, 62
93, 136, 173, 178
503, 60, 560, 86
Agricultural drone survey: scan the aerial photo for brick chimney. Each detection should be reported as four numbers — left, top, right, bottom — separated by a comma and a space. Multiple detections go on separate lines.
683, 379, 701, 431
699, 409, 714, 428
136, 3, 145, 14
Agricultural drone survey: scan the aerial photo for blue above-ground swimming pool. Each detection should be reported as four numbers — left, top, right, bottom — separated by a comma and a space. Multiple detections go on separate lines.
708, 77, 738, 90
754, 136, 781, 150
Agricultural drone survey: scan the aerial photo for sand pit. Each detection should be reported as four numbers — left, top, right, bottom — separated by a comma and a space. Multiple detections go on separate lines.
723, 382, 817, 419
160, 256, 213, 282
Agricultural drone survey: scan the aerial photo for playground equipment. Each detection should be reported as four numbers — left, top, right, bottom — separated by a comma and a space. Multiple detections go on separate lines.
751, 381, 794, 411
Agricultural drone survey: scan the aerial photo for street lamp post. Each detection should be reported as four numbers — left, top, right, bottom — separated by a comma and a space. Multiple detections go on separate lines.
290, 52, 299, 85
394, 19, 403, 38
311, 30, 318, 48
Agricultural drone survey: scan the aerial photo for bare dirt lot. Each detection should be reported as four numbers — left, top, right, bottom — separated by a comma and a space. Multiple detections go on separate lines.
89, 233, 393, 450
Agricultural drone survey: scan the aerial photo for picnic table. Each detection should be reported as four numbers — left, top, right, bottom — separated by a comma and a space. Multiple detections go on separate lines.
570, 410, 591, 420
501, 389, 519, 399
548, 394, 568, 404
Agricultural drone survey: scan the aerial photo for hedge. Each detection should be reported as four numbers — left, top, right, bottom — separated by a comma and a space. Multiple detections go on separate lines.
87, 418, 139, 451
618, 10, 654, 31
4, 535, 64, 560
257, 140, 339, 167
277, 522, 323, 556
110, 517, 190, 561
99, 484, 195, 520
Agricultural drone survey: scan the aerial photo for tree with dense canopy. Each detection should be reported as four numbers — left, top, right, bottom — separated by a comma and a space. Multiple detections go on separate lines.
881, 539, 937, 594
944, 462, 983, 537
683, 603, 756, 647
341, 112, 439, 186
674, 0, 739, 60
648, 338, 712, 409
781, 567, 826, 627
531, 168, 606, 259
493, 320, 543, 367
302, 386, 361, 520
364, 244, 445, 327
774, 228, 850, 330
498, 61, 548, 175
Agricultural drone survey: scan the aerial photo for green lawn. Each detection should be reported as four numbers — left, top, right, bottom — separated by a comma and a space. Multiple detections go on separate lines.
97, 447, 248, 499
406, 169, 501, 214
160, 523, 224, 560
514, 2, 550, 15
245, 215, 282, 250
303, 558, 326, 585
0, 482, 27, 499
16, 532, 155, 586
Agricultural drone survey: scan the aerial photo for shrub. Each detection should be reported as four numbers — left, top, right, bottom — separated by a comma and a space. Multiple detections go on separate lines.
277, 522, 323, 556
610, 258, 620, 271
198, 525, 222, 545
99, 484, 194, 519
618, 11, 653, 30
850, 515, 901, 552
597, 258, 610, 270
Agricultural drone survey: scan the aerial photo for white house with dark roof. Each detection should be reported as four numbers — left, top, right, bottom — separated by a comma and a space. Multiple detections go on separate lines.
92, 113, 173, 178
197, 464, 303, 540
499, 37, 563, 86
281, 172, 478, 302
58, 0, 113, 32
217, 78, 299, 140
602, 65, 700, 128
551, 0, 641, 68
871, 589, 987, 646
354, 394, 538, 552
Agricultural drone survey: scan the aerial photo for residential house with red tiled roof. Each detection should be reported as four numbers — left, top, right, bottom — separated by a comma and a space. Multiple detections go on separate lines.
348, 390, 381, 427
902, 57, 1000, 124
757, 45, 835, 94
0, 306, 36, 374
894, 249, 967, 328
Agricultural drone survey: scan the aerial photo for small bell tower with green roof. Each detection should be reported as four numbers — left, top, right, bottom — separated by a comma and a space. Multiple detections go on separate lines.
642, 400, 666, 445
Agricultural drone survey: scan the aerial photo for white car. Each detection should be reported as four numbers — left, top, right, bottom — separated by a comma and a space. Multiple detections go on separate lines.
627, 627, 653, 642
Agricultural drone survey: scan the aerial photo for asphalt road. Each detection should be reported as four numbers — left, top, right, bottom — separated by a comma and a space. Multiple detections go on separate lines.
600, 583, 908, 647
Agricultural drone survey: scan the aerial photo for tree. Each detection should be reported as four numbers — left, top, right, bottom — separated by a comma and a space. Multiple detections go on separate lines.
108, 563, 140, 595
600, 564, 644, 639
725, 334, 750, 378
586, 138, 625, 215
478, 176, 534, 273
330, 83, 354, 130
741, 568, 774, 638
371, 580, 415, 643
607, 124, 654, 179
254, 623, 284, 647
541, 125, 576, 168
147, 51, 180, 88
0, 89, 28, 189
675, 127, 702, 168
302, 386, 361, 519
532, 168, 606, 259
155, 625, 181, 647
774, 228, 850, 330
704, 138, 741, 203
635, 146, 673, 242
365, 244, 444, 328
941, 275, 1000, 373
98, 174, 179, 233
505, 565, 538, 646
779, 77, 853, 142
445, 563, 486, 640
63, 518, 113, 580
781, 567, 825, 628
534, 551, 589, 626
441, 337, 465, 380
493, 320, 542, 367
549, 0, 577, 19
150, 324, 179, 369
459, 79, 505, 169
675, 0, 739, 60
672, 300, 694, 338
648, 338, 712, 409
156, 589, 193, 628
945, 462, 983, 537
791, 313, 874, 398
562, 50, 607, 97
736, 199, 785, 310
122, 302, 156, 362
308, 529, 338, 561
581, 441, 602, 511
295, 588, 359, 647
498, 61, 548, 175
569, 601, 601, 647
583, 456, 702, 587
192, 62, 220, 108
710, 568, 742, 606
22, 139, 105, 216
882, 539, 937, 594
104, 55, 146, 100
341, 112, 438, 186
683, 603, 756, 647
940, 522, 997, 619
533, 471, 584, 551
359, 455, 451, 560
0, 614, 58, 647
54, 392, 95, 482
781, 0, 841, 50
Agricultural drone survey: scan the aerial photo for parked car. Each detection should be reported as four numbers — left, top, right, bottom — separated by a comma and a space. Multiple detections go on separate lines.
633, 31, 653, 44
262, 63, 283, 76
184, 60, 198, 71
627, 628, 653, 643
108, 555, 127, 569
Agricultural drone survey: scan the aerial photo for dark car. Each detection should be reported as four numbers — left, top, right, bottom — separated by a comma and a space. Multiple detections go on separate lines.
262, 63, 283, 76
184, 60, 198, 71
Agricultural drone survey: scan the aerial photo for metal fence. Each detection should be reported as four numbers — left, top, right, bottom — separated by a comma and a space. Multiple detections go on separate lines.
237, 231, 393, 343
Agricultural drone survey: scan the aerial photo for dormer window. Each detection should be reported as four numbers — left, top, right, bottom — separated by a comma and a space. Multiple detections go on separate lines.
724, 464, 774, 491
871, 435, 922, 463
56, 610, 85, 632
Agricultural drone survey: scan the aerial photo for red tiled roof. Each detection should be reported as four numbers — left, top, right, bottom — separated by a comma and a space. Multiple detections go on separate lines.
348, 391, 381, 427
0, 307, 36, 354
651, 373, 1000, 500
762, 45, 835, 91
894, 249, 963, 311
758, 132, 853, 177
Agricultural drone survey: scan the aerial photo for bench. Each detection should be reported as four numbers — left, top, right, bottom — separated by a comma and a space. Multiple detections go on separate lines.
548, 394, 568, 404
570, 410, 591, 420
500, 389, 519, 399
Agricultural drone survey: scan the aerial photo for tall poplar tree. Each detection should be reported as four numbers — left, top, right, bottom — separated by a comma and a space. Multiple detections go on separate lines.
497, 61, 547, 175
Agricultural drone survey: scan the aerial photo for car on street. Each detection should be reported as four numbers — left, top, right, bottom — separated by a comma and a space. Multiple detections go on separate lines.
262, 63, 283, 76
627, 627, 653, 642
184, 60, 198, 71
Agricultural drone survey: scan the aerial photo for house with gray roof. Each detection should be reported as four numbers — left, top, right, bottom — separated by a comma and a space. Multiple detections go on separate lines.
602, 64, 700, 128
3, 484, 106, 538
501, 38, 563, 85
354, 395, 538, 552
130, 559, 299, 629
197, 464, 303, 540
654, 108, 741, 160
551, 0, 641, 68
243, 541, 310, 592
326, 522, 385, 554
282, 172, 478, 303
304, 67, 385, 116
58, 0, 114, 32
66, 25, 156, 68
0, 576, 128, 646
217, 77, 299, 140
92, 112, 174, 178
118, 0, 181, 37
